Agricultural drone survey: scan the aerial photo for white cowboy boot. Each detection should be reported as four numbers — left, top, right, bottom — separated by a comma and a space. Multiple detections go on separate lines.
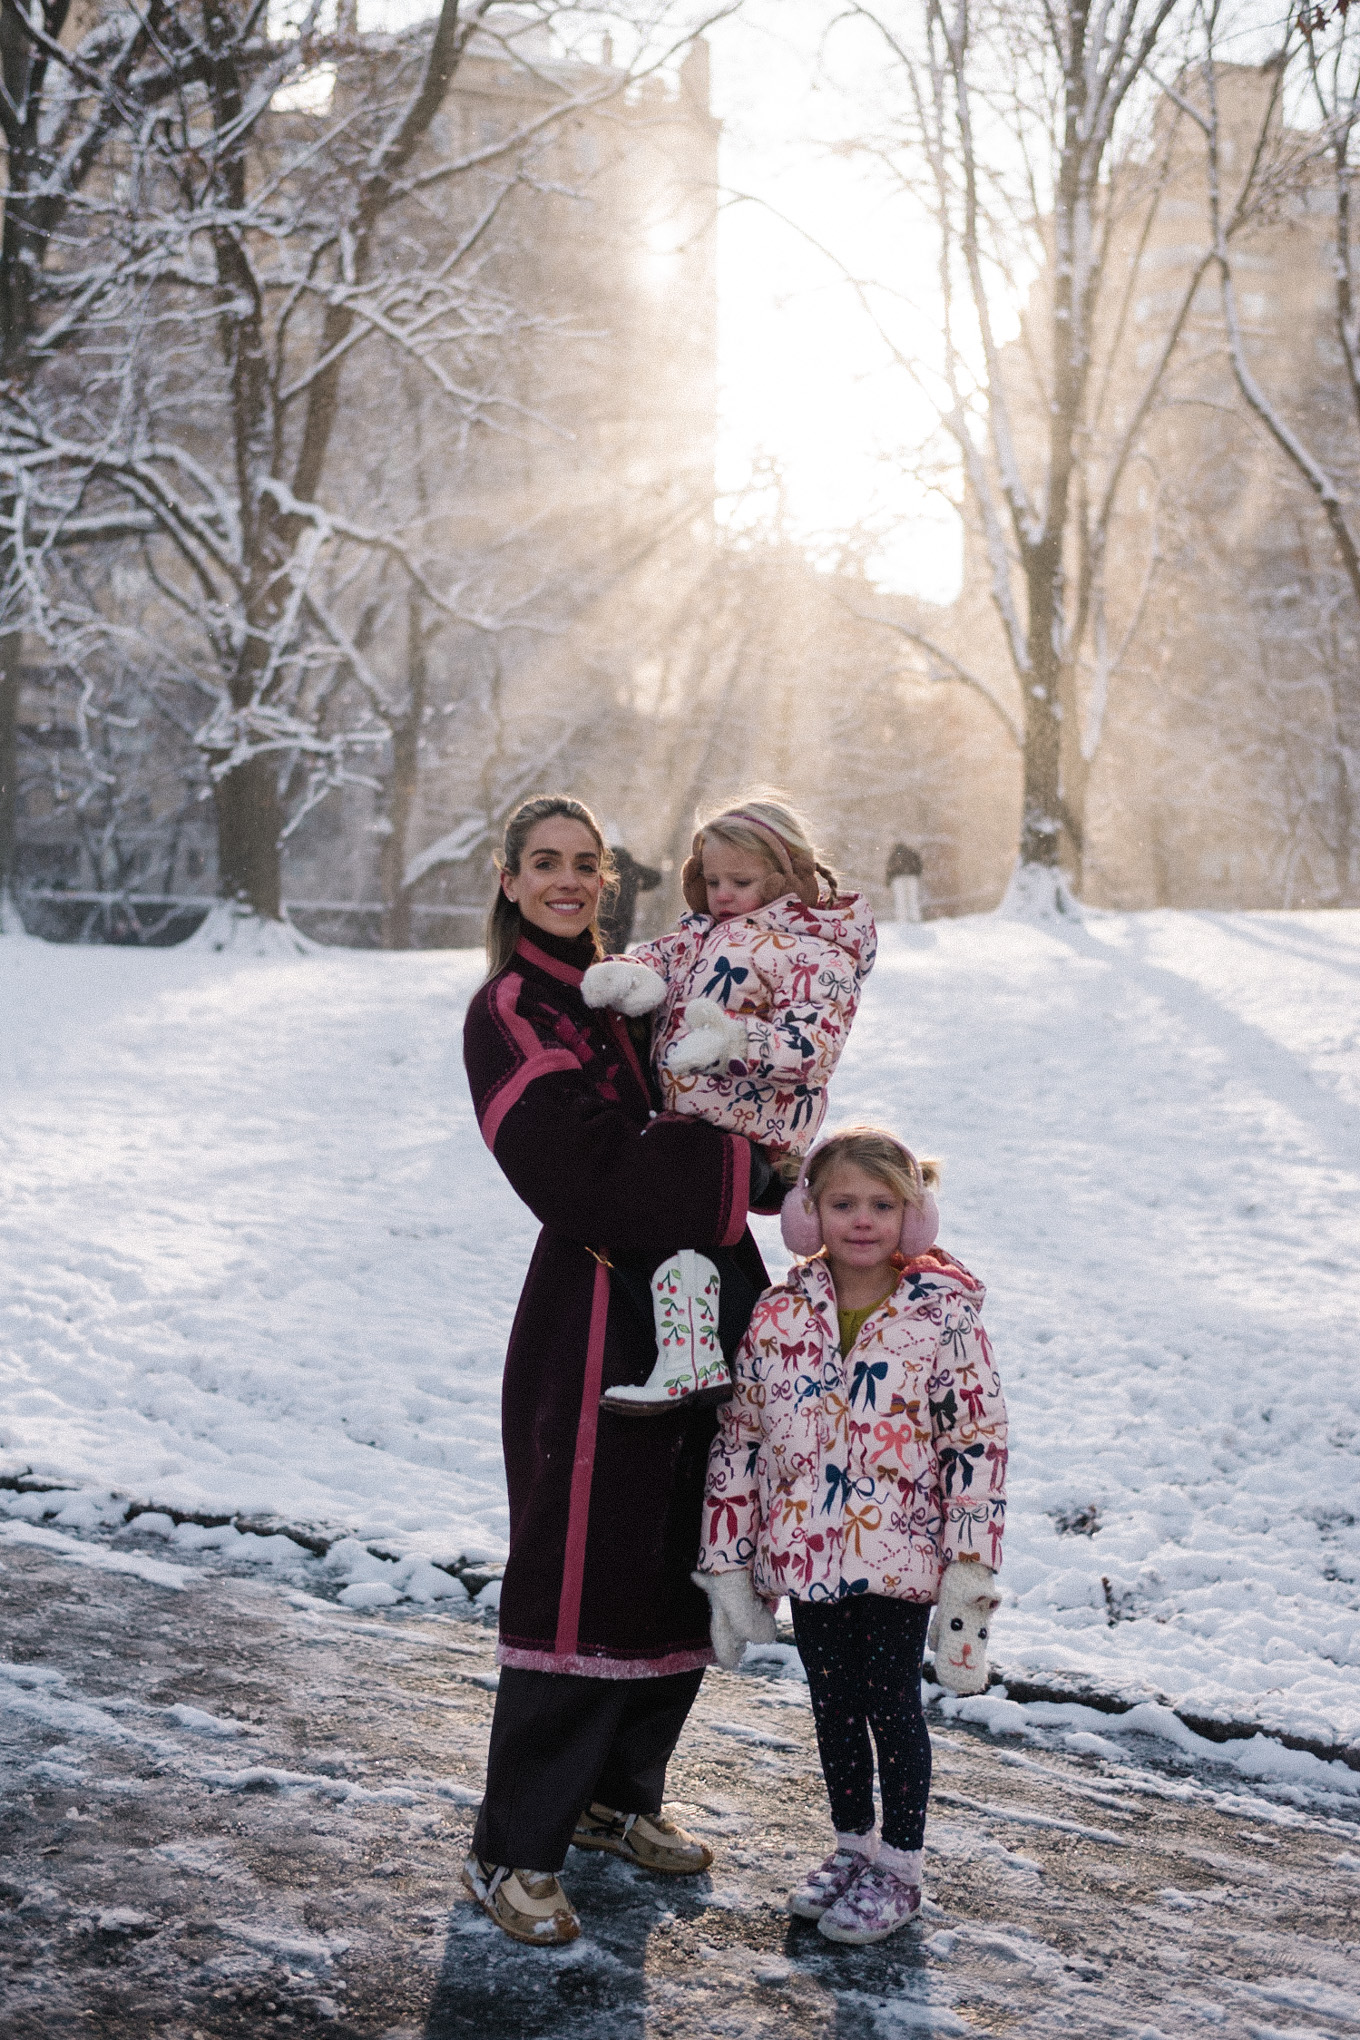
601, 1251, 731, 1415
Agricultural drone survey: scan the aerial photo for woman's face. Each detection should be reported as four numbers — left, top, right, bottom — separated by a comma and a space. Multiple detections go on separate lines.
502, 817, 604, 940
817, 1163, 903, 1278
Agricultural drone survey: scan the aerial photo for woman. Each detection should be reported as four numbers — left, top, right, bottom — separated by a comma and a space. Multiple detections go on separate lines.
461, 795, 770, 1947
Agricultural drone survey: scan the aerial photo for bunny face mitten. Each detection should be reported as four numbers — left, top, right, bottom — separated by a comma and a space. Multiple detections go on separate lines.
664, 998, 750, 1075
928, 1559, 1001, 1696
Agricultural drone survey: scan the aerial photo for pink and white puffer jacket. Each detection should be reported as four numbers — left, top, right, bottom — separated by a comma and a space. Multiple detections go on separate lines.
628, 890, 876, 1162
698, 1249, 1007, 1604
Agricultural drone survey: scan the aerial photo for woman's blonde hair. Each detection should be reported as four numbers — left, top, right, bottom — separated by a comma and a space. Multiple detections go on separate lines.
484, 795, 616, 980
805, 1126, 940, 1209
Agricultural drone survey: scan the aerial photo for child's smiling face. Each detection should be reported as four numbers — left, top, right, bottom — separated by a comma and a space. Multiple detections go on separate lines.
702, 840, 773, 921
818, 1163, 904, 1289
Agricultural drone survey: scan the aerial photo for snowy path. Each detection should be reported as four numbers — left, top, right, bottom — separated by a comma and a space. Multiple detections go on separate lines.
2, 1533, 1358, 2039
1, 910, 1358, 1749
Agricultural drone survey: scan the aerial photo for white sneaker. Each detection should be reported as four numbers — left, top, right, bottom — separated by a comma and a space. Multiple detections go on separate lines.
600, 1251, 731, 1416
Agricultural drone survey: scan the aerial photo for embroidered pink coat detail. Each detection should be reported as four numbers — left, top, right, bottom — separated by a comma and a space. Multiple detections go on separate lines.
698, 1249, 1007, 1603
628, 890, 876, 1162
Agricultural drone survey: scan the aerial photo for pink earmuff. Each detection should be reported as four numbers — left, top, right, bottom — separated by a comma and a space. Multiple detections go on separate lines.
779, 1150, 940, 1260
779, 1172, 826, 1256
897, 1193, 941, 1259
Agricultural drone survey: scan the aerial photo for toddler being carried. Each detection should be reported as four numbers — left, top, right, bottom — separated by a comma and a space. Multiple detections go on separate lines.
582, 793, 876, 1414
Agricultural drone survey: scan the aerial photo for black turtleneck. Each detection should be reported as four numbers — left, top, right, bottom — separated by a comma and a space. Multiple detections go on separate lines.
514, 919, 599, 974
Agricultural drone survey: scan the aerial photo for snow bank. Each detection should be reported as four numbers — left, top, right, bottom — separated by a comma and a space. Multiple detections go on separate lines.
0, 935, 513, 1565
1, 907, 1357, 1749
933, 1688, 1360, 1802
833, 909, 1360, 1756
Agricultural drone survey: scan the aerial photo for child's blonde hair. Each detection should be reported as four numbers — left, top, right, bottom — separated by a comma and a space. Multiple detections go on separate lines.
689, 788, 837, 908
805, 1125, 940, 1209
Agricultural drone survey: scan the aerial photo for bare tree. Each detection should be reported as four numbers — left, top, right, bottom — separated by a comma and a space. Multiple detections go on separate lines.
1, 0, 735, 933
0, 0, 213, 922
801, 0, 1245, 900
1187, 2, 1360, 893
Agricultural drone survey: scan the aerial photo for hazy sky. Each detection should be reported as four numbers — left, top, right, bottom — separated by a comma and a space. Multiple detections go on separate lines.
707, 2, 960, 597
353, 0, 959, 594
348, 2, 1300, 600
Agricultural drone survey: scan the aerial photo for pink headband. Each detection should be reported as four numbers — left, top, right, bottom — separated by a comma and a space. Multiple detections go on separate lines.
717, 811, 795, 875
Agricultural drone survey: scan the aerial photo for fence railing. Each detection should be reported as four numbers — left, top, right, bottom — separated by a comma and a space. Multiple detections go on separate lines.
21, 890, 483, 918
23, 886, 1004, 922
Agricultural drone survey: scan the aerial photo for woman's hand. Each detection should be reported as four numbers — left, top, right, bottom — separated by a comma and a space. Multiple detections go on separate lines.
666, 999, 750, 1075
581, 960, 668, 1017
928, 1560, 1001, 1695
691, 1569, 777, 1670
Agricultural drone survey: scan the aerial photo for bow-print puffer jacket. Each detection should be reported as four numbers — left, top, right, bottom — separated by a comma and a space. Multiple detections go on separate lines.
628, 889, 876, 1163
698, 1249, 1007, 1603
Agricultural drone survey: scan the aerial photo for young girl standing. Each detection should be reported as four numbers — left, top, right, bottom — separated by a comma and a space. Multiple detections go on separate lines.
581, 794, 876, 1414
696, 1127, 1008, 1945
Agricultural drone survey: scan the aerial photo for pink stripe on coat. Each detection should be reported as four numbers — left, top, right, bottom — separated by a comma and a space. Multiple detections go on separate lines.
554, 1258, 612, 1658
478, 972, 581, 1150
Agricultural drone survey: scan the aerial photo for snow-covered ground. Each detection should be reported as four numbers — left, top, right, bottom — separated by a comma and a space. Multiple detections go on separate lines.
2, 907, 1358, 1751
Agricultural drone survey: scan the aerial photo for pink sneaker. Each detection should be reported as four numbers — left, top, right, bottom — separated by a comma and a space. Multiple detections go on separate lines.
787, 1847, 870, 1921
817, 1862, 922, 1944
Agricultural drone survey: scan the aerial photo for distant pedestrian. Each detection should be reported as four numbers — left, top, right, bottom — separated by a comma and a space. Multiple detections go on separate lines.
459, 794, 770, 1949
695, 1124, 1008, 1945
886, 842, 923, 923
596, 845, 661, 951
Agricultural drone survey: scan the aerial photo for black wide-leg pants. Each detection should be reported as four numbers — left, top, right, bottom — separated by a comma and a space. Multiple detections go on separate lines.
471, 1664, 705, 1872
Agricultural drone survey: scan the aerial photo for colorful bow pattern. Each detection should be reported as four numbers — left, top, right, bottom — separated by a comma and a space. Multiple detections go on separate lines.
698, 1251, 1008, 1605
626, 888, 877, 1164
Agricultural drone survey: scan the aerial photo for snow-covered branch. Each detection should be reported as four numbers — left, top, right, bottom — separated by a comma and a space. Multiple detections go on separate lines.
1, 0, 724, 927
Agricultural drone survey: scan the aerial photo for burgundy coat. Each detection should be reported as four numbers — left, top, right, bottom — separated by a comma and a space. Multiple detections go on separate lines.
463, 924, 768, 1678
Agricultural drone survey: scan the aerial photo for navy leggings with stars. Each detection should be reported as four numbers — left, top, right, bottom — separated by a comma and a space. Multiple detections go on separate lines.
790, 1594, 933, 1851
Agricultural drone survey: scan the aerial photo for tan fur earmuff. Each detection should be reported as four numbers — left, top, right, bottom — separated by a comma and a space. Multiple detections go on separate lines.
783, 845, 825, 909
681, 833, 709, 916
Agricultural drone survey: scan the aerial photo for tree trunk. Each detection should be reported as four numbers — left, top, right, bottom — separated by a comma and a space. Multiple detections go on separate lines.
1057, 638, 1092, 894
1020, 550, 1066, 869
379, 595, 428, 949
379, 720, 418, 950
0, 629, 19, 908
1328, 663, 1359, 899
213, 754, 283, 919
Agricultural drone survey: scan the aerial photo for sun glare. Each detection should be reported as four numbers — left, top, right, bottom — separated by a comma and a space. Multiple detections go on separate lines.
710, 7, 963, 600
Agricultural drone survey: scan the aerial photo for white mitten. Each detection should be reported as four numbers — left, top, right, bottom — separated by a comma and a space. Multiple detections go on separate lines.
928, 1559, 1001, 1696
580, 960, 668, 1016
665, 998, 750, 1075
691, 1569, 777, 1670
